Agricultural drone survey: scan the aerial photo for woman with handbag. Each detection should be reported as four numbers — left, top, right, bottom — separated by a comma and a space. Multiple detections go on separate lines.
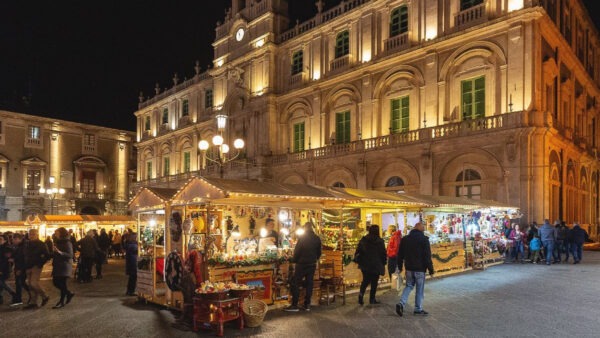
354, 224, 387, 305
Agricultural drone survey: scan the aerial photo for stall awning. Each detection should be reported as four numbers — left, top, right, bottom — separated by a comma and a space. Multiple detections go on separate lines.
128, 187, 178, 211
326, 187, 433, 208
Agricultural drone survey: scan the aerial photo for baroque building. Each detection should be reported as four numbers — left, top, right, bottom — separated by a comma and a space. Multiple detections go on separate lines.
134, 0, 600, 231
0, 110, 135, 221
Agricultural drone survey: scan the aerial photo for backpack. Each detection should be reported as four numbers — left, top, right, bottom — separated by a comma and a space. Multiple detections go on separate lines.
387, 231, 401, 258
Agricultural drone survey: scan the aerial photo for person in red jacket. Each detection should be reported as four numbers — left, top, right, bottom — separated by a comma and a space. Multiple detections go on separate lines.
386, 225, 402, 280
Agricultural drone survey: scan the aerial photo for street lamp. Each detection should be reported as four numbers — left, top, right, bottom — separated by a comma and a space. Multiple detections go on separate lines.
39, 176, 66, 214
198, 114, 245, 178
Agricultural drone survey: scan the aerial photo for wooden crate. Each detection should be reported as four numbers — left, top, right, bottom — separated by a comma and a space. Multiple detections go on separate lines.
137, 270, 154, 296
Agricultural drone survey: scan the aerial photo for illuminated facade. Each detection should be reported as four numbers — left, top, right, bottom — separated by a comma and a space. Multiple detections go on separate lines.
134, 0, 600, 231
0, 110, 135, 221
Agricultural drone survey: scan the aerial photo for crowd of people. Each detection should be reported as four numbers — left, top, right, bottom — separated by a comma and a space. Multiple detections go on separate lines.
504, 219, 590, 265
0, 227, 138, 310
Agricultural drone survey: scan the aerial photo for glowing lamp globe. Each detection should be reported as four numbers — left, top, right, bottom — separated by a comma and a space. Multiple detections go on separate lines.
198, 140, 209, 151
212, 135, 224, 146
233, 138, 245, 149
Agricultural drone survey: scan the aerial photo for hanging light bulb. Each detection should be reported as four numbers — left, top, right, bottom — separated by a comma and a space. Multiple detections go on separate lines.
221, 144, 230, 154
212, 135, 224, 146
198, 140, 209, 150
233, 138, 245, 149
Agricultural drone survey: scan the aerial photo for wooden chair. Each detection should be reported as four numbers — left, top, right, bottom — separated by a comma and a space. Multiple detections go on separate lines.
319, 251, 346, 305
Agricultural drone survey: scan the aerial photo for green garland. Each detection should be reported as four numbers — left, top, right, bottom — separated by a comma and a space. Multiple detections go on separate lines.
432, 250, 459, 263
208, 255, 291, 268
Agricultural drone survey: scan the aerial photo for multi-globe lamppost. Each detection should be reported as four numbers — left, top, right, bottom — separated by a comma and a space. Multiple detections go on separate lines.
198, 114, 245, 178
39, 175, 65, 214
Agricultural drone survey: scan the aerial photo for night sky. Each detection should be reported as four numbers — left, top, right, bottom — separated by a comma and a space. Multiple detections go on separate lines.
1, 1, 599, 132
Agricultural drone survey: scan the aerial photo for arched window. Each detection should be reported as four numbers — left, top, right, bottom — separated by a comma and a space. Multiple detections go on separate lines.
390, 6, 409, 37
385, 176, 405, 187
332, 182, 345, 188
335, 30, 350, 59
460, 0, 484, 11
456, 169, 482, 199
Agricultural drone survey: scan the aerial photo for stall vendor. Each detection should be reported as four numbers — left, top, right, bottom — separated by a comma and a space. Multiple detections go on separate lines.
259, 218, 279, 251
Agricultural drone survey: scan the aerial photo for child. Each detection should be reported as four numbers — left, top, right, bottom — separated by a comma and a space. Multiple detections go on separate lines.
529, 235, 541, 264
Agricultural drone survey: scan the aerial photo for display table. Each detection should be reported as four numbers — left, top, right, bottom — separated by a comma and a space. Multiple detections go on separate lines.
193, 296, 244, 337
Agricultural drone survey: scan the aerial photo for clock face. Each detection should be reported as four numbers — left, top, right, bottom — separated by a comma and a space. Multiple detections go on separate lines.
235, 28, 245, 41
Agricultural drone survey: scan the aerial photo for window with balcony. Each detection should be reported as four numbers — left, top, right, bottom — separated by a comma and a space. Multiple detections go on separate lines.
335, 111, 351, 144
146, 161, 152, 180
163, 157, 170, 176
29, 126, 40, 140
293, 122, 305, 152
390, 6, 408, 37
391, 96, 409, 133
334, 30, 350, 59
81, 170, 96, 193
162, 108, 169, 125
291, 50, 303, 75
460, 0, 483, 11
461, 76, 485, 120
205, 89, 213, 109
456, 169, 482, 199
144, 116, 151, 131
183, 151, 191, 173
182, 99, 189, 117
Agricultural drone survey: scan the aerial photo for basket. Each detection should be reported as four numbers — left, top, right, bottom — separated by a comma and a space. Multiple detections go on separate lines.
242, 299, 268, 328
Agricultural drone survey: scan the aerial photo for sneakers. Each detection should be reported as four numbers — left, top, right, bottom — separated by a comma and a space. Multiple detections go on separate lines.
302, 304, 311, 312
283, 305, 300, 312
9, 301, 23, 307
395, 303, 404, 316
414, 310, 429, 316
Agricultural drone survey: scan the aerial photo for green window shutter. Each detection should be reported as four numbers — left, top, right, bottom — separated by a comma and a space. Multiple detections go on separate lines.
390, 99, 401, 133
390, 6, 409, 37
164, 157, 170, 176
400, 96, 410, 132
145, 116, 151, 131
182, 100, 189, 116
336, 111, 350, 144
162, 108, 169, 124
292, 51, 303, 75
183, 152, 191, 172
293, 122, 305, 152
461, 76, 485, 120
205, 90, 213, 109
460, 0, 483, 11
146, 162, 152, 179
335, 31, 349, 58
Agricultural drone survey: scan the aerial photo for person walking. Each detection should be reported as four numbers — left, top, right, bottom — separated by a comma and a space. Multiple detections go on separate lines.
568, 223, 589, 264
95, 229, 110, 279
509, 224, 526, 263
51, 227, 75, 309
284, 222, 322, 312
386, 226, 402, 280
125, 233, 139, 296
10, 233, 30, 306
354, 224, 386, 305
0, 234, 18, 306
395, 222, 434, 316
112, 230, 122, 258
529, 235, 542, 263
24, 229, 51, 309
538, 219, 556, 265
77, 230, 100, 283
555, 221, 568, 262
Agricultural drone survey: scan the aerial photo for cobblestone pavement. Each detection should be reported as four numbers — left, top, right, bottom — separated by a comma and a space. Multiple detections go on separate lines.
1, 252, 600, 338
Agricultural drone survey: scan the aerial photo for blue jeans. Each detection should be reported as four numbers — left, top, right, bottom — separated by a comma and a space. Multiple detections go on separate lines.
571, 243, 583, 262
542, 240, 554, 264
399, 270, 426, 311
512, 241, 524, 260
553, 240, 564, 261
562, 241, 570, 260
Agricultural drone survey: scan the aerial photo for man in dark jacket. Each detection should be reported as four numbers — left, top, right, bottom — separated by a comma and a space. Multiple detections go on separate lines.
538, 219, 556, 265
0, 234, 18, 305
284, 222, 321, 312
77, 230, 100, 283
11, 233, 30, 306
568, 223, 589, 264
24, 229, 50, 308
395, 222, 434, 316
355, 225, 386, 305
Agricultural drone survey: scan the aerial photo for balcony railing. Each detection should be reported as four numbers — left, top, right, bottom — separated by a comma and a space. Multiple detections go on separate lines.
385, 32, 409, 53
330, 54, 350, 72
289, 72, 304, 87
271, 112, 524, 165
68, 192, 114, 200
455, 3, 486, 30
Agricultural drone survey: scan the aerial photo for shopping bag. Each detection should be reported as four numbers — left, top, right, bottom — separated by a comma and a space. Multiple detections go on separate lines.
391, 271, 402, 291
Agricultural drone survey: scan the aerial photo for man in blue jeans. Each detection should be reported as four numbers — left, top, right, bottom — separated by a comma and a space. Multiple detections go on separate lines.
395, 222, 434, 316
538, 219, 556, 265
